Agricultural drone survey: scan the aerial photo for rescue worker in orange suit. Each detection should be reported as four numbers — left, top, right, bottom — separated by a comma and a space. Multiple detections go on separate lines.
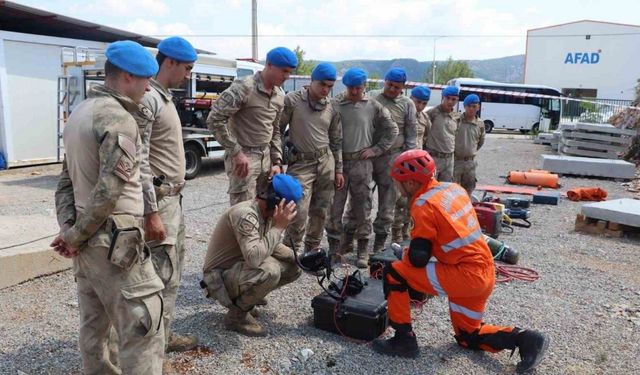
372, 149, 549, 374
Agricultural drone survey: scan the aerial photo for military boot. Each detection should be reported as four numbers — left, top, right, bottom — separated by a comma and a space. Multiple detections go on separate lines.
372, 330, 420, 358
166, 332, 199, 353
223, 305, 266, 337
355, 239, 370, 269
339, 231, 355, 254
373, 233, 387, 254
515, 330, 550, 374
391, 228, 403, 244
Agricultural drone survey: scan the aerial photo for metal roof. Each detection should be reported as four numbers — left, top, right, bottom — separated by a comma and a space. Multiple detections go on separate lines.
0, 0, 214, 54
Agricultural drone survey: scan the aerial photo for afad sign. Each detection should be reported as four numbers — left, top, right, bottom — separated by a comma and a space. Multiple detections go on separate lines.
564, 49, 601, 64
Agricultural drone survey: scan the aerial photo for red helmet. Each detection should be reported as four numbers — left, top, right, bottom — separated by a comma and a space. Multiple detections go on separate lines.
391, 150, 436, 184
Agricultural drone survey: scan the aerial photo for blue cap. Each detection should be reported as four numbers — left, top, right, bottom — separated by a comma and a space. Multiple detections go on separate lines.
311, 62, 337, 81
463, 94, 480, 106
158, 36, 197, 63
442, 86, 460, 97
266, 47, 298, 68
273, 174, 303, 203
411, 86, 431, 101
342, 67, 368, 87
384, 67, 407, 83
105, 40, 158, 77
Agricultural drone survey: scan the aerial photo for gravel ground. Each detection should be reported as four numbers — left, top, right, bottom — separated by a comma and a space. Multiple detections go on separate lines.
1, 134, 639, 375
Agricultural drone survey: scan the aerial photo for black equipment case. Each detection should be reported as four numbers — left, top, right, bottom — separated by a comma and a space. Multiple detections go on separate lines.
311, 278, 388, 340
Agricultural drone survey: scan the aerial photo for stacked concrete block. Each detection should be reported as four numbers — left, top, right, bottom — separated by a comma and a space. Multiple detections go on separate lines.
558, 122, 635, 159
541, 154, 636, 180
534, 132, 554, 145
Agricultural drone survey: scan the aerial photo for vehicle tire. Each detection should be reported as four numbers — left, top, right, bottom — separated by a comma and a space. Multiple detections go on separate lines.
184, 143, 202, 180
484, 120, 494, 133
530, 123, 540, 134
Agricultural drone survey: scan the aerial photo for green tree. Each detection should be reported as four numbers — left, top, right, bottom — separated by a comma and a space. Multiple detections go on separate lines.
293, 46, 314, 75
435, 57, 474, 84
366, 73, 382, 91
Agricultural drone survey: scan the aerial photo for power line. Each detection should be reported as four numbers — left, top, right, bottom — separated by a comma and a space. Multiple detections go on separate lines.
149, 32, 640, 38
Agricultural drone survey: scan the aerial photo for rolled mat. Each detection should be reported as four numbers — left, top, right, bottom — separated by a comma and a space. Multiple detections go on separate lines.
566, 187, 608, 202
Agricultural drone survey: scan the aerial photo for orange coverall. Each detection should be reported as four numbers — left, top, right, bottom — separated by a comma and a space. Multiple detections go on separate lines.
385, 180, 520, 352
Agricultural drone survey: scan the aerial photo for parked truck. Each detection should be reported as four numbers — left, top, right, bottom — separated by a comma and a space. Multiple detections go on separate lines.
61, 49, 263, 179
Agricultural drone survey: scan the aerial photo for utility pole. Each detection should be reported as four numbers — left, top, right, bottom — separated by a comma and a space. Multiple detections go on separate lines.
251, 0, 258, 60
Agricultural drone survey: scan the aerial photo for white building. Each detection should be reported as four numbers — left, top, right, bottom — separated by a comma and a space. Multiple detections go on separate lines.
525, 20, 640, 101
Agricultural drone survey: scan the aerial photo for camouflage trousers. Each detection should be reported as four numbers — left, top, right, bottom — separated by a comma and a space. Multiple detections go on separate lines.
148, 193, 186, 343
326, 158, 373, 242
74, 227, 165, 375
203, 244, 301, 311
454, 158, 478, 196
371, 150, 401, 236
283, 152, 335, 252
429, 152, 454, 182
225, 145, 271, 206
392, 195, 410, 236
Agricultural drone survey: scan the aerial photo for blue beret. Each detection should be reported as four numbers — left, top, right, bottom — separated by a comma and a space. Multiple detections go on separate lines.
273, 174, 303, 203
463, 94, 480, 106
105, 40, 158, 77
158, 36, 197, 63
411, 86, 431, 101
266, 47, 298, 68
442, 86, 460, 97
311, 62, 337, 81
342, 67, 368, 87
384, 67, 407, 83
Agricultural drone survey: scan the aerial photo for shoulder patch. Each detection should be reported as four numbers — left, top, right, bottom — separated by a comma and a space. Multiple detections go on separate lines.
117, 134, 136, 160
238, 213, 259, 235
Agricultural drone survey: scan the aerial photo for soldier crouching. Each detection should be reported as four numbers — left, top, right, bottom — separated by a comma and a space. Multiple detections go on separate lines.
201, 173, 303, 336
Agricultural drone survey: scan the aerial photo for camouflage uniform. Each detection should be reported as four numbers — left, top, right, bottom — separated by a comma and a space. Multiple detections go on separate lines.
425, 104, 459, 182
368, 90, 417, 251
202, 200, 301, 311
55, 85, 164, 375
415, 110, 432, 150
326, 92, 397, 260
280, 87, 342, 252
454, 115, 486, 195
392, 110, 431, 242
136, 78, 188, 345
207, 71, 284, 205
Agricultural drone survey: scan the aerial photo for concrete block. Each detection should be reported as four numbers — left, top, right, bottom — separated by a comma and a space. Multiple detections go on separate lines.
563, 139, 628, 153
541, 154, 636, 179
575, 122, 637, 136
0, 247, 72, 289
559, 123, 577, 131
581, 199, 640, 228
560, 146, 619, 159
562, 130, 633, 145
0, 214, 71, 289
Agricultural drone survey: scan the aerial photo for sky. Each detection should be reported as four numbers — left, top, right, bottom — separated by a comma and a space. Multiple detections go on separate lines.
12, 0, 640, 62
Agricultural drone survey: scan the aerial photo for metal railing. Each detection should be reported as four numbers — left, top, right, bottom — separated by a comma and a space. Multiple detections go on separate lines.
560, 98, 633, 124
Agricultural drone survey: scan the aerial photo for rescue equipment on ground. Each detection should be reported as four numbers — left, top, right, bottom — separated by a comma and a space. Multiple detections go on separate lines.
566, 187, 608, 202
483, 235, 519, 265
507, 170, 560, 189
473, 202, 503, 238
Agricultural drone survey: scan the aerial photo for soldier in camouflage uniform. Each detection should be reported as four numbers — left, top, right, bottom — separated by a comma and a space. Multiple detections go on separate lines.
52, 41, 164, 375
391, 85, 432, 243
368, 68, 417, 253
202, 174, 302, 336
425, 86, 460, 182
325, 68, 398, 268
207, 47, 298, 205
454, 94, 486, 196
136, 36, 199, 352
281, 63, 343, 253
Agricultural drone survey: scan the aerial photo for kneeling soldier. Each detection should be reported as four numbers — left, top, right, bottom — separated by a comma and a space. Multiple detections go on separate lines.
201, 174, 303, 336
